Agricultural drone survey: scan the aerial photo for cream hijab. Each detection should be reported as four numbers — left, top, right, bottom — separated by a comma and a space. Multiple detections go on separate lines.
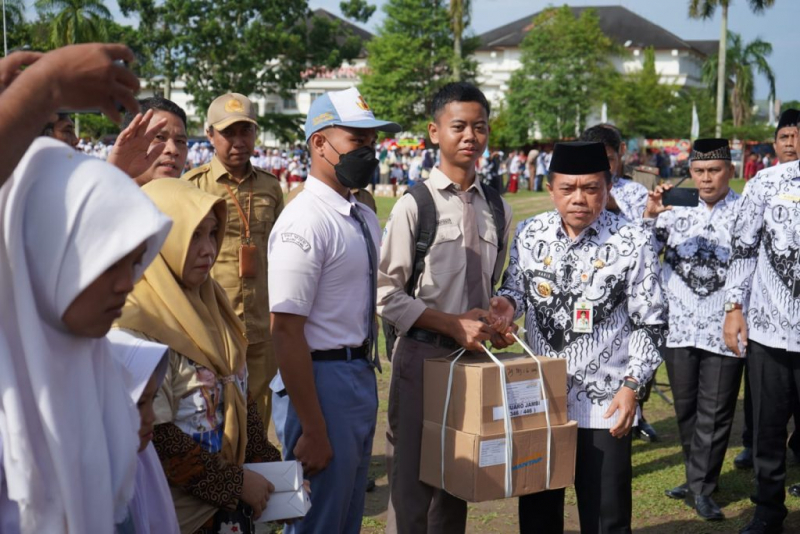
0, 137, 172, 533
118, 178, 248, 464
117, 179, 249, 532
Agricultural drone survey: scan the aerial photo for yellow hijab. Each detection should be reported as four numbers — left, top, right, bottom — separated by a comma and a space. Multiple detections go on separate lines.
117, 179, 248, 466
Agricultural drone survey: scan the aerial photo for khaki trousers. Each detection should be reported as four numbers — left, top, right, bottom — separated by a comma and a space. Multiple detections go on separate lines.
385, 337, 467, 534
247, 338, 277, 434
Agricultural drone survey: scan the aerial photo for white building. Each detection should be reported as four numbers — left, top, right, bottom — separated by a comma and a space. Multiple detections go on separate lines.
475, 6, 716, 109
140, 6, 716, 144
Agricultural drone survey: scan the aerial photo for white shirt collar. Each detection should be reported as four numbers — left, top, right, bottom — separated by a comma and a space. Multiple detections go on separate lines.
304, 175, 355, 216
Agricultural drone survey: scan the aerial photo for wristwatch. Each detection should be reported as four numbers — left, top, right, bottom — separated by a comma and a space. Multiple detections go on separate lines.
622, 378, 646, 401
724, 302, 743, 312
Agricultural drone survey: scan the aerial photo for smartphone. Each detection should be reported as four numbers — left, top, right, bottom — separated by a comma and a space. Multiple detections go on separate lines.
663, 188, 700, 207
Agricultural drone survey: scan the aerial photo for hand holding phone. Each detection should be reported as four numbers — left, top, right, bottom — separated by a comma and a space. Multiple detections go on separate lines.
662, 187, 700, 207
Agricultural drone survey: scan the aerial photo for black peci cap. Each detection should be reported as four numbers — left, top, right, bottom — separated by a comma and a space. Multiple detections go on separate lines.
690, 138, 731, 162
549, 142, 610, 175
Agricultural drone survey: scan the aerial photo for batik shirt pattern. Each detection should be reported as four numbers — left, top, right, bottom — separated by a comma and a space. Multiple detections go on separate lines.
611, 176, 648, 221
724, 160, 800, 352
498, 210, 667, 429
648, 189, 740, 357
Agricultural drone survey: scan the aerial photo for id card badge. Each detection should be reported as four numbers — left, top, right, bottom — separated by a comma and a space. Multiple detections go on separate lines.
573, 301, 594, 333
239, 244, 258, 278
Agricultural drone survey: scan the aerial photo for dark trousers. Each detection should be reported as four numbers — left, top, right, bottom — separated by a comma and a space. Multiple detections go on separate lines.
749, 339, 800, 525
664, 347, 743, 495
742, 359, 800, 453
519, 429, 633, 534
385, 337, 467, 534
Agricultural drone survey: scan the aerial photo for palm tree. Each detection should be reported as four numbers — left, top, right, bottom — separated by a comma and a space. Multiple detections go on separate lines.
702, 31, 775, 127
450, 0, 470, 80
3, 0, 25, 54
688, 0, 775, 137
35, 0, 111, 46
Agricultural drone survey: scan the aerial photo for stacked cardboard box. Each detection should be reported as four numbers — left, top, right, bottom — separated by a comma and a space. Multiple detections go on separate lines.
419, 352, 578, 502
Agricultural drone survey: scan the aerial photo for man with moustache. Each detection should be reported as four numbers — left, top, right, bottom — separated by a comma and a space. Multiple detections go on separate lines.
495, 141, 667, 533
645, 139, 742, 522
183, 93, 283, 431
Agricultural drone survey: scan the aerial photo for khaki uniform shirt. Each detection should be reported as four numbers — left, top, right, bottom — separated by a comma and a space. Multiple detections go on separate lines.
182, 156, 283, 343
286, 182, 377, 214
377, 167, 513, 334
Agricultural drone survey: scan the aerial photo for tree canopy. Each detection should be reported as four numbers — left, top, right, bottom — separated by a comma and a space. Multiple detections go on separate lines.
506, 6, 618, 143
358, 0, 476, 134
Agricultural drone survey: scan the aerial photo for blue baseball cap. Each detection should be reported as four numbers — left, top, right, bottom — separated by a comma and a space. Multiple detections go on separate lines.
304, 87, 401, 141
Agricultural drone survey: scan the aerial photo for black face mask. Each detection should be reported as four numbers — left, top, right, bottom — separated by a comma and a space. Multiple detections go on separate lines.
324, 139, 379, 189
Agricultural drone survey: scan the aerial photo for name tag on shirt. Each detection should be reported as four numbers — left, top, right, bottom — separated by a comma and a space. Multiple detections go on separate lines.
573, 301, 594, 333
533, 269, 556, 282
779, 194, 800, 202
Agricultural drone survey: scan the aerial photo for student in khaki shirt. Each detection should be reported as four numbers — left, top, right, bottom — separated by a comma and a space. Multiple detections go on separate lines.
377, 82, 513, 534
182, 93, 284, 431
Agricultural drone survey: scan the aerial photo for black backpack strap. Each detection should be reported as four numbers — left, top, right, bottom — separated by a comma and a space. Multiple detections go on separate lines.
405, 183, 438, 296
481, 184, 506, 287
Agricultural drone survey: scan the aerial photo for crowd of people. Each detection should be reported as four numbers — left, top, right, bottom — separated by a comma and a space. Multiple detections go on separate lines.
1, 41, 800, 534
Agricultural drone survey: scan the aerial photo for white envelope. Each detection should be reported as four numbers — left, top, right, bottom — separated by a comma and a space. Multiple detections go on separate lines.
255, 487, 312, 523
244, 461, 302, 493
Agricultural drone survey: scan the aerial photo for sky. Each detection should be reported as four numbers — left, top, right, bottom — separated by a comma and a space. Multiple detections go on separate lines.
104, 0, 794, 102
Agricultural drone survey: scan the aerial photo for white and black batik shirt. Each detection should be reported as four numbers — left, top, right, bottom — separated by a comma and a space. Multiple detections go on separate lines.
647, 189, 740, 357
724, 160, 800, 352
497, 210, 667, 429
612, 176, 648, 221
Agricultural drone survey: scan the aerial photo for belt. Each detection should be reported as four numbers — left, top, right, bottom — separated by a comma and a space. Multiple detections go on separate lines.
310, 343, 368, 362
406, 327, 460, 351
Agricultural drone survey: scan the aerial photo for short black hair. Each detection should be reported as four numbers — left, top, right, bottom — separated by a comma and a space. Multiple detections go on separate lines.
123, 96, 187, 129
431, 82, 491, 121
579, 124, 622, 153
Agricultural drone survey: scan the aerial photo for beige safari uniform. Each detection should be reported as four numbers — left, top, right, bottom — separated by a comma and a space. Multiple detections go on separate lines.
377, 167, 512, 533
182, 155, 283, 429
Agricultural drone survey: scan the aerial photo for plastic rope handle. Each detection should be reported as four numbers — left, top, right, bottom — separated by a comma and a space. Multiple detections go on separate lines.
480, 345, 514, 498
512, 329, 553, 490
440, 348, 466, 491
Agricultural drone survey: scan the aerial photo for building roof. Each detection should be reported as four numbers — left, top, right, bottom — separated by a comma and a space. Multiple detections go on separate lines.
478, 5, 708, 54
311, 8, 373, 44
686, 39, 719, 58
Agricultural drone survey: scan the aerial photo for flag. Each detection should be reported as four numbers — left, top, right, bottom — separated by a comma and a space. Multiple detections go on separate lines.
691, 103, 699, 140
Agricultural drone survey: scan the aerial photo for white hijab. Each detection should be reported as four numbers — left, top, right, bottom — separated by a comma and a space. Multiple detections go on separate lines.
107, 329, 180, 534
0, 138, 172, 533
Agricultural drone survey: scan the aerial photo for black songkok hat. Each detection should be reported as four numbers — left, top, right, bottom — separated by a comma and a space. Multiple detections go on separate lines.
549, 142, 610, 175
690, 138, 731, 162
776, 109, 800, 135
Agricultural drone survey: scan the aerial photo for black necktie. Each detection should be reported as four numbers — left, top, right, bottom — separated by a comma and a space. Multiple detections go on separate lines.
351, 204, 381, 371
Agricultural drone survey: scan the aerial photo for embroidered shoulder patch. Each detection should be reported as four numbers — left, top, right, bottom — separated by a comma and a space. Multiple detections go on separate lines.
282, 233, 311, 252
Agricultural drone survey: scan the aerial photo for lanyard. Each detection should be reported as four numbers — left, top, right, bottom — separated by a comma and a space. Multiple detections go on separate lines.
223, 182, 253, 244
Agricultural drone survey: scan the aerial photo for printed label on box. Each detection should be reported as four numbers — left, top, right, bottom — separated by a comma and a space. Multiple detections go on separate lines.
479, 438, 507, 468
492, 379, 545, 421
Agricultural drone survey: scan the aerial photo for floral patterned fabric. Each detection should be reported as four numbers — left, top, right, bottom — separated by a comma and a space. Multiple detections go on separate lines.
725, 160, 800, 351
498, 210, 667, 429
648, 188, 740, 357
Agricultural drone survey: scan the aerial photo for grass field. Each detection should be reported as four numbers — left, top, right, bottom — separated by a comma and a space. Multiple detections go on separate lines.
279, 179, 800, 533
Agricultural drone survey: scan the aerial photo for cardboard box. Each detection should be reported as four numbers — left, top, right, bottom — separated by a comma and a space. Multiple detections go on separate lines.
254, 487, 312, 522
244, 461, 302, 493
424, 352, 568, 435
419, 420, 578, 502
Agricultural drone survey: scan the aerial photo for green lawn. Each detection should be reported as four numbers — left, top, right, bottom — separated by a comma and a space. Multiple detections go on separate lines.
358, 178, 800, 533
277, 179, 793, 533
